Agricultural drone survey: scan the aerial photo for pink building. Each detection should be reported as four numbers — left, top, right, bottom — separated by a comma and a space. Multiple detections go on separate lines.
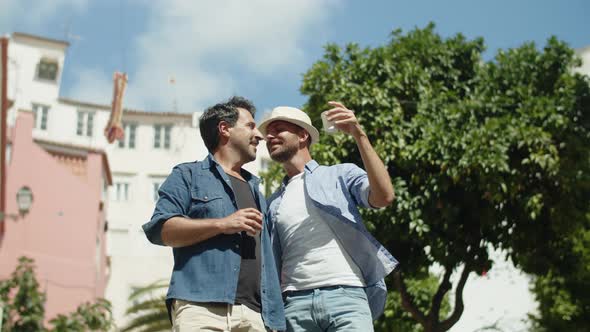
0, 110, 112, 321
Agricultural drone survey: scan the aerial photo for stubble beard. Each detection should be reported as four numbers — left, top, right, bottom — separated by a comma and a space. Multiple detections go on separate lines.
234, 138, 257, 164
243, 143, 257, 163
269, 143, 297, 163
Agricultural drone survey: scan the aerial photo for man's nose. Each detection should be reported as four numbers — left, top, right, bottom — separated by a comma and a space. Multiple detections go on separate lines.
254, 128, 264, 141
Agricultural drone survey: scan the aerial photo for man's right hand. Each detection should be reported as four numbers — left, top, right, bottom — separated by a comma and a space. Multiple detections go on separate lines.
218, 208, 263, 235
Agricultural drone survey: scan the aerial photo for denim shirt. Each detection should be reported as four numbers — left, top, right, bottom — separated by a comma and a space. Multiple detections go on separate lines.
142, 154, 286, 331
267, 160, 399, 319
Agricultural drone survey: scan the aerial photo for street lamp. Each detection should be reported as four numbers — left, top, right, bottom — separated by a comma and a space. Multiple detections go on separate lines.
0, 186, 33, 220
16, 186, 33, 215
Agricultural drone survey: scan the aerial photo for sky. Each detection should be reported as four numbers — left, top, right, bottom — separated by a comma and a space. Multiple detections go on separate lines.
1, 1, 589, 330
1, 0, 589, 119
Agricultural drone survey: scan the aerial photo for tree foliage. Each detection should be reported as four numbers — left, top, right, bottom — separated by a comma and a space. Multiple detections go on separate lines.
261, 23, 590, 331
528, 211, 590, 331
121, 280, 169, 332
0, 256, 113, 332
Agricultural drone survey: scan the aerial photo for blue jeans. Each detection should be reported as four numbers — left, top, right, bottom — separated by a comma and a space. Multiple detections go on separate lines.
283, 286, 374, 332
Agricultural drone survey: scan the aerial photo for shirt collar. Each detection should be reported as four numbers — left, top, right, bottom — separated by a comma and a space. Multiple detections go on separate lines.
280, 159, 319, 187
305, 159, 319, 173
202, 153, 260, 184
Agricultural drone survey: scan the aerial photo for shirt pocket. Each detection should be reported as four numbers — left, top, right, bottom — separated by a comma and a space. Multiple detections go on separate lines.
189, 191, 224, 218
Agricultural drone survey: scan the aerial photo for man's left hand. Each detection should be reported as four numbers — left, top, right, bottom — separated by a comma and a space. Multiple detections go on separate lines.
325, 101, 365, 138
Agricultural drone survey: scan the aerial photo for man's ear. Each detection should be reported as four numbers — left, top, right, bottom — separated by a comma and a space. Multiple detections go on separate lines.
219, 121, 231, 140
298, 129, 310, 145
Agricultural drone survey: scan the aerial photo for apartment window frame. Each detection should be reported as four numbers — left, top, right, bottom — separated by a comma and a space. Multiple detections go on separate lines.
151, 177, 166, 202
118, 123, 137, 149
76, 110, 95, 137
153, 124, 172, 149
152, 182, 161, 202
113, 182, 130, 202
36, 58, 59, 82
32, 103, 50, 130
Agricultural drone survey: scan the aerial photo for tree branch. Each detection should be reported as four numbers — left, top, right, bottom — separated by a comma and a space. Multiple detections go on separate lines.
429, 266, 453, 323
439, 264, 472, 331
393, 271, 427, 326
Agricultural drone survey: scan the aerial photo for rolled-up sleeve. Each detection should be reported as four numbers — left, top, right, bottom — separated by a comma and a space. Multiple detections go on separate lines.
344, 164, 374, 209
142, 166, 191, 246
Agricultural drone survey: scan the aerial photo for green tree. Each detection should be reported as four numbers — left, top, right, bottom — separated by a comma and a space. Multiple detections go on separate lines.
527, 212, 590, 331
0, 256, 113, 332
261, 23, 590, 331
375, 273, 450, 332
121, 280, 169, 332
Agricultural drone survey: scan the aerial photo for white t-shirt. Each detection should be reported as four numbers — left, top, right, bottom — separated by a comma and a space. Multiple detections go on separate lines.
275, 172, 365, 292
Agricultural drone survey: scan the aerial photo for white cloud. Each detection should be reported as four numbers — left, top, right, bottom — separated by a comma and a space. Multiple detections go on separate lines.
0, 0, 88, 32
66, 67, 113, 106
124, 0, 337, 112
4, 0, 337, 113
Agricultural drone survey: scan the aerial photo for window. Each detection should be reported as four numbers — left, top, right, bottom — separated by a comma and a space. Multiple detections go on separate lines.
76, 111, 95, 137
118, 123, 137, 149
101, 179, 109, 202
32, 103, 49, 130
154, 124, 172, 149
36, 58, 59, 81
113, 182, 130, 201
152, 182, 162, 202
95, 236, 101, 278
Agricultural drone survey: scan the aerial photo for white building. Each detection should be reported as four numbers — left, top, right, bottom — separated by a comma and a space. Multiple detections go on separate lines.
5, 32, 270, 328
575, 46, 590, 75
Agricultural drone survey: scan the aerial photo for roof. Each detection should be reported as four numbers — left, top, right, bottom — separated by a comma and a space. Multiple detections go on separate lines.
34, 138, 113, 185
58, 97, 193, 119
11, 32, 69, 47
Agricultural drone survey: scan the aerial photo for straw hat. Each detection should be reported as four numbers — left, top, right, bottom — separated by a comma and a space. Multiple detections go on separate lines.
258, 106, 320, 145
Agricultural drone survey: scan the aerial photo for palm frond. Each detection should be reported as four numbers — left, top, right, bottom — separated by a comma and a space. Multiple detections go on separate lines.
121, 279, 170, 332
125, 296, 166, 315
127, 279, 168, 301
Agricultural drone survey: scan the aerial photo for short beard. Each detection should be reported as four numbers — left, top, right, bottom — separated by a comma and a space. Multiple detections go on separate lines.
270, 144, 297, 163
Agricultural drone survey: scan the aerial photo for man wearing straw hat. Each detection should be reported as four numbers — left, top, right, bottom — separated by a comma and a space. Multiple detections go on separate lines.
258, 101, 398, 332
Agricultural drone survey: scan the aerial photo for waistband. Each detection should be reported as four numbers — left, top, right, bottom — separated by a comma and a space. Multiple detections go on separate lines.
282, 285, 364, 298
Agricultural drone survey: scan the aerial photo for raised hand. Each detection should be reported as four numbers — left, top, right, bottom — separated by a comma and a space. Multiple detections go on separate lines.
323, 101, 365, 138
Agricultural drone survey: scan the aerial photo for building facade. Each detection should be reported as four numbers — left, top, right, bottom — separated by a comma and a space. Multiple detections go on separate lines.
3, 32, 270, 327
0, 110, 112, 322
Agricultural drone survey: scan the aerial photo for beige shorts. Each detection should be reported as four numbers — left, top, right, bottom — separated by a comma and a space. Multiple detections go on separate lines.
172, 300, 267, 332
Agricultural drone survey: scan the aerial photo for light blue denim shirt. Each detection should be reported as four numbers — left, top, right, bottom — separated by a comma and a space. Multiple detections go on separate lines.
142, 154, 285, 331
267, 160, 399, 319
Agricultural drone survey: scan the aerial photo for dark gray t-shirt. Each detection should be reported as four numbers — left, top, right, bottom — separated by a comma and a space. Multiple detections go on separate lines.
229, 175, 262, 313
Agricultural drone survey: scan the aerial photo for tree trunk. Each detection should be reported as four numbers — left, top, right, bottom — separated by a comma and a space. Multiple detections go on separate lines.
394, 264, 472, 332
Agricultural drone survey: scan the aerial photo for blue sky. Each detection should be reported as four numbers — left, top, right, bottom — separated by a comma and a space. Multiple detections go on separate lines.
2, 0, 589, 118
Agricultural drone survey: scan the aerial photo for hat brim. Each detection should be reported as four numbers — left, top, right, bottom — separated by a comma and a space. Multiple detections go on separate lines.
259, 116, 320, 145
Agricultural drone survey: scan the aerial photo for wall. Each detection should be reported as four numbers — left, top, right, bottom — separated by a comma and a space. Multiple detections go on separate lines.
0, 111, 109, 321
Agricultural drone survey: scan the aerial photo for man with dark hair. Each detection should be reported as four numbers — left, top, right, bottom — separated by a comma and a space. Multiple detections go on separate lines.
259, 102, 398, 332
143, 96, 285, 331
